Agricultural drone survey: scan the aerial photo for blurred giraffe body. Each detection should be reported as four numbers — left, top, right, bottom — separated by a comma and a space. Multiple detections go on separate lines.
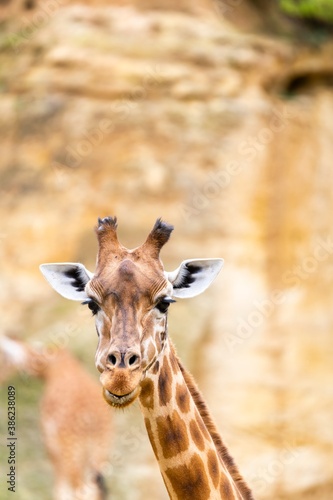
0, 336, 112, 500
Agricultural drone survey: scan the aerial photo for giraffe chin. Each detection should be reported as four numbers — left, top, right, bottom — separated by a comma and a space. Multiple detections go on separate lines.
103, 386, 140, 408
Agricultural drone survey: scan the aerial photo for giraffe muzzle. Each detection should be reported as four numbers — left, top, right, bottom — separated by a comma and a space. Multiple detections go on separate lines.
100, 362, 143, 408
102, 386, 140, 408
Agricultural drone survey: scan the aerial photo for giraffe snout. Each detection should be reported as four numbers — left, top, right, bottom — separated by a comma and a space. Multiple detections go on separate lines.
100, 349, 143, 405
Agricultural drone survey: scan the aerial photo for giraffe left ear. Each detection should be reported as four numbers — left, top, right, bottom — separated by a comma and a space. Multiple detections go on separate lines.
39, 263, 93, 301
167, 258, 224, 299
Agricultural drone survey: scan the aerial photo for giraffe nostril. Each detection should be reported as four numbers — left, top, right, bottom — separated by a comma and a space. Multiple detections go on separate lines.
128, 355, 138, 366
109, 354, 117, 366
107, 351, 140, 368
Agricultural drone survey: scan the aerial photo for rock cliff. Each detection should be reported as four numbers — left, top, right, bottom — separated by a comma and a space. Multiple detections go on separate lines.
1, 1, 333, 498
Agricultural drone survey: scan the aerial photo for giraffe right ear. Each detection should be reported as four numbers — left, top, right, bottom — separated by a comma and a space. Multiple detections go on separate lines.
39, 263, 93, 301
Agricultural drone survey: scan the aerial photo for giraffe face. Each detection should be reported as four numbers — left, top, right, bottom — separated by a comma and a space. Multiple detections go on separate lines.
87, 255, 174, 408
40, 217, 223, 409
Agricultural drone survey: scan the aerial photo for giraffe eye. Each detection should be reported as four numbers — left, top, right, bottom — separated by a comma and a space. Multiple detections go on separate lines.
155, 297, 176, 314
82, 299, 100, 316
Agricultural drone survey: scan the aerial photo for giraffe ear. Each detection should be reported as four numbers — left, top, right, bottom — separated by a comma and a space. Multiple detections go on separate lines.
39, 263, 93, 301
167, 258, 224, 299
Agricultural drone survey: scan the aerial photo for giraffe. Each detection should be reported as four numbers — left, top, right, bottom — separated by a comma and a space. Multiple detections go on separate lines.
0, 336, 112, 500
40, 217, 254, 500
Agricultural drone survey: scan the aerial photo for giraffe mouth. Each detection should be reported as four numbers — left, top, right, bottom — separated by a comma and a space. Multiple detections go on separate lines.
103, 386, 140, 408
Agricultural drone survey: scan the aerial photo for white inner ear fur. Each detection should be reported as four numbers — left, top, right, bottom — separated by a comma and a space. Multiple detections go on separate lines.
167, 258, 224, 299
39, 263, 92, 301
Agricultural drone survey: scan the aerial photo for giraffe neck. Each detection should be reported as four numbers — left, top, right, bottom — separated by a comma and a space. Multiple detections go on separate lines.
139, 341, 253, 500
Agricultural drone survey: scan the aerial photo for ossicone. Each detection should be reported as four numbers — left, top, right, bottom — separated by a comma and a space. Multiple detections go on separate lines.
142, 218, 174, 259
96, 216, 118, 233
95, 216, 120, 245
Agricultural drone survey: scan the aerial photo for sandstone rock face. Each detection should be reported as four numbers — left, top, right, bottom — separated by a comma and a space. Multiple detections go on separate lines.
1, 2, 333, 499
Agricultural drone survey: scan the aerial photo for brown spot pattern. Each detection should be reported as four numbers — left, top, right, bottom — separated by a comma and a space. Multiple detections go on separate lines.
165, 453, 210, 500
176, 383, 191, 413
147, 341, 156, 363
195, 410, 210, 441
220, 478, 233, 497
189, 419, 205, 451
139, 378, 154, 410
144, 418, 159, 459
158, 357, 172, 406
207, 449, 220, 489
151, 359, 160, 374
157, 410, 189, 459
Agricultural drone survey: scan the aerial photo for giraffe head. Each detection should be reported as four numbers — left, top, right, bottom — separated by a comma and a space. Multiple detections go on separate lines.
40, 217, 223, 408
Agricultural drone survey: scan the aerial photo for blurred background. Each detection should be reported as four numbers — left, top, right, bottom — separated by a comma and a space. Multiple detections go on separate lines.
0, 0, 333, 498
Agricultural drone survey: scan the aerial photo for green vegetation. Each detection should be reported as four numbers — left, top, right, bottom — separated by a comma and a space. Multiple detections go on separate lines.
280, 0, 333, 23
